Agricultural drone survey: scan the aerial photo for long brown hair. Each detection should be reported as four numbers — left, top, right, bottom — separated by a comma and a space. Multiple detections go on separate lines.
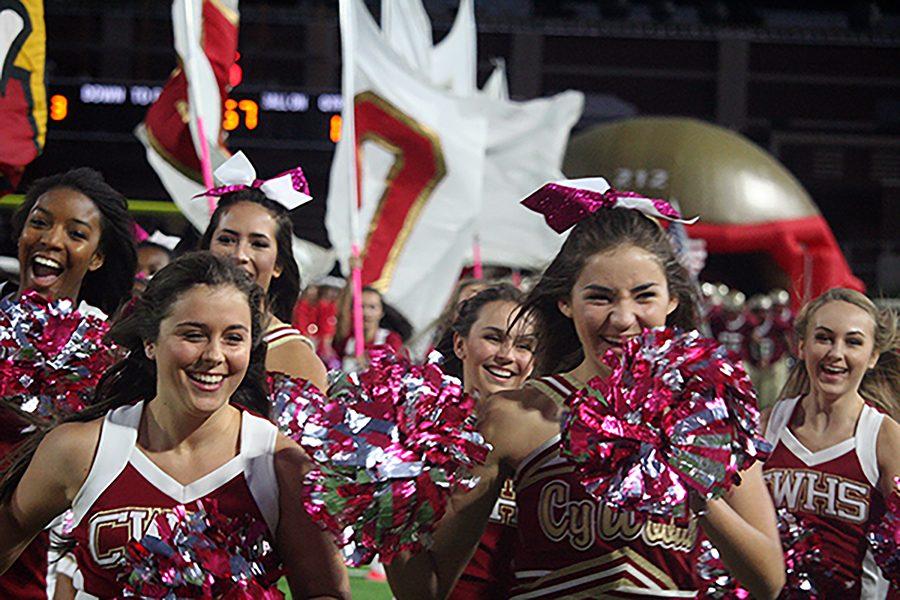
0, 252, 269, 501
780, 288, 899, 419
519, 207, 699, 375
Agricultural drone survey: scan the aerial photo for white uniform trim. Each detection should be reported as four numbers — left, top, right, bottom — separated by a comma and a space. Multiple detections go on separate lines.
514, 433, 561, 481
541, 376, 575, 398
781, 429, 856, 467
73, 570, 97, 600
767, 399, 884, 482
242, 411, 280, 534
854, 405, 884, 488
857, 406, 888, 599
510, 562, 698, 599
861, 547, 890, 599
763, 396, 799, 447
70, 402, 280, 535
70, 402, 142, 528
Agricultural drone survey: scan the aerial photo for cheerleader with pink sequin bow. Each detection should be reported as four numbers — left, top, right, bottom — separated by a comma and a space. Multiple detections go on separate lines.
386, 179, 786, 599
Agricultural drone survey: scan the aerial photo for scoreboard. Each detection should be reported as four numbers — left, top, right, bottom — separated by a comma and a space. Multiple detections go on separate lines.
30, 79, 344, 248
46, 80, 345, 148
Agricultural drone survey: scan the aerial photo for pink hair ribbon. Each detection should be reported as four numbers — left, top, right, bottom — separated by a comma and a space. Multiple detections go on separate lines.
521, 178, 698, 233
194, 151, 313, 211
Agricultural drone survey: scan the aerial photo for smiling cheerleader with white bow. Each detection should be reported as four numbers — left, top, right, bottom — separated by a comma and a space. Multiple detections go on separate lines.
197, 152, 329, 393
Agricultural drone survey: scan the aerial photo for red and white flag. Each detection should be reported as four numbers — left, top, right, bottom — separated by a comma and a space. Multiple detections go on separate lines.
135, 0, 238, 231
381, 0, 584, 271
326, 0, 488, 334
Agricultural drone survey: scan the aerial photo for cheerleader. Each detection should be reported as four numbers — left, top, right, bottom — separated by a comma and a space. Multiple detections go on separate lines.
8, 167, 136, 315
198, 152, 328, 392
386, 182, 785, 599
762, 288, 899, 597
335, 286, 407, 372
0, 252, 350, 598
0, 167, 136, 599
435, 283, 535, 599
133, 230, 179, 293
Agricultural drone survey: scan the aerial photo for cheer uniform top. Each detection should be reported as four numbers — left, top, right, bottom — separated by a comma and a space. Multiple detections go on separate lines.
67, 401, 281, 599
763, 397, 891, 598
510, 374, 701, 599
449, 478, 518, 599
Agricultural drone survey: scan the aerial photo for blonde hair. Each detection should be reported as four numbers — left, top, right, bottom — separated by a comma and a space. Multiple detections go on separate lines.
780, 288, 899, 419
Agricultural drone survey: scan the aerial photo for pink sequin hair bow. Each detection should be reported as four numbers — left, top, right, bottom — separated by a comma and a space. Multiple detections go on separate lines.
194, 151, 313, 211
521, 177, 698, 233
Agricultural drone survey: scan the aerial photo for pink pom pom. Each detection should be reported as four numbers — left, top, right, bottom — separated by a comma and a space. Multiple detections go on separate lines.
697, 508, 857, 598
267, 371, 328, 442
297, 346, 490, 565
561, 328, 770, 522
120, 499, 282, 598
866, 476, 899, 588
0, 291, 117, 420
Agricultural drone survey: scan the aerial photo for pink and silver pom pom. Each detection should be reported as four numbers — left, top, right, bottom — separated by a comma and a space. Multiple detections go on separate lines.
866, 476, 899, 588
267, 371, 329, 442
0, 291, 116, 420
120, 500, 282, 599
561, 327, 771, 522
298, 346, 491, 565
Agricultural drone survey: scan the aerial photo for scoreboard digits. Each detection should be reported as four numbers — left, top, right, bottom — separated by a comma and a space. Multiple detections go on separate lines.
47, 81, 344, 144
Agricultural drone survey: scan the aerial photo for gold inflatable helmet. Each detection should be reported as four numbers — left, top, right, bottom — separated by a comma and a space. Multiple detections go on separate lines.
563, 117, 863, 307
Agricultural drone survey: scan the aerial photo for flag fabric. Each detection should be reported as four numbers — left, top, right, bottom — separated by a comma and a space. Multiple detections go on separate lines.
0, 0, 46, 194
471, 88, 584, 269
380, 0, 432, 74
326, 0, 488, 334
382, 0, 584, 271
381, 0, 476, 96
136, 0, 238, 231
137, 0, 336, 285
431, 0, 476, 96
142, 0, 236, 181
481, 58, 509, 101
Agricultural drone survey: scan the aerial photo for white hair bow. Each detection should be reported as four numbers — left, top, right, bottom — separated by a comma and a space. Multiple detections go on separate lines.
146, 231, 181, 251
196, 151, 313, 211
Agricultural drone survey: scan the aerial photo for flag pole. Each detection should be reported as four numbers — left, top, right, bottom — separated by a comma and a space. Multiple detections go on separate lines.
472, 234, 483, 279
181, 0, 216, 215
339, 0, 365, 359
196, 116, 216, 215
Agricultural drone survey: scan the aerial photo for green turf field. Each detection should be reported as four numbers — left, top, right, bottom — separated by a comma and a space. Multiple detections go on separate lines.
278, 569, 392, 599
